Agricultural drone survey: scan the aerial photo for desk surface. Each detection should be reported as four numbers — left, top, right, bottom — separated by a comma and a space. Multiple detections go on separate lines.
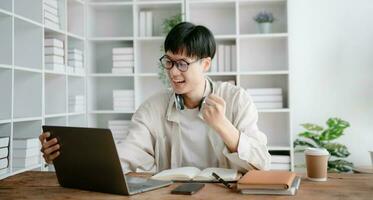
0, 172, 372, 200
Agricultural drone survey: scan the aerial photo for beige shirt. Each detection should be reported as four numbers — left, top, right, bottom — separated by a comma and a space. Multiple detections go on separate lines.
117, 78, 271, 174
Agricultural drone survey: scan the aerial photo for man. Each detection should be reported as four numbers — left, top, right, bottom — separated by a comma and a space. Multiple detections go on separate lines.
39, 22, 271, 173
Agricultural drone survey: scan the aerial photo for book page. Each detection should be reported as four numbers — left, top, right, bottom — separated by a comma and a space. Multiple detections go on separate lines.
151, 167, 201, 181
193, 168, 239, 181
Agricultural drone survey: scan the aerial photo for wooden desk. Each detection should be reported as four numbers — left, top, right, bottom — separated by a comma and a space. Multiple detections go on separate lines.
0, 172, 372, 200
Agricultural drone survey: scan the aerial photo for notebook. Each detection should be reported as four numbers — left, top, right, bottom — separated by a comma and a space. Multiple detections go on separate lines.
151, 167, 241, 182
240, 176, 301, 195
237, 170, 296, 190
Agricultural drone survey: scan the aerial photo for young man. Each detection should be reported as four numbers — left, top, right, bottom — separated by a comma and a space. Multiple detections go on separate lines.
39, 22, 271, 173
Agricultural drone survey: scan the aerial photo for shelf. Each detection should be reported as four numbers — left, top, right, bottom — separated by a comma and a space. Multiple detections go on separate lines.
136, 39, 163, 73
87, 40, 133, 73
13, 71, 42, 118
88, 113, 132, 129
87, 4, 133, 37
89, 73, 134, 77
258, 108, 290, 113
45, 113, 67, 118
68, 76, 85, 113
14, 18, 43, 70
0, 0, 12, 12
0, 13, 12, 66
0, 68, 12, 120
239, 33, 288, 39
88, 1, 133, 6
45, 74, 67, 115
89, 110, 135, 114
206, 72, 238, 76
67, 112, 85, 116
238, 0, 287, 34
239, 37, 288, 72
67, 0, 85, 37
136, 3, 182, 37
88, 77, 134, 111
136, 1, 182, 5
14, 66, 43, 74
12, 117, 43, 123
45, 116, 67, 126
257, 112, 290, 147
268, 146, 291, 151
14, 0, 43, 24
44, 70, 66, 76
239, 70, 289, 75
88, 37, 134, 41
136, 36, 164, 41
0, 119, 11, 124
67, 32, 85, 41
188, 1, 236, 36
136, 73, 158, 77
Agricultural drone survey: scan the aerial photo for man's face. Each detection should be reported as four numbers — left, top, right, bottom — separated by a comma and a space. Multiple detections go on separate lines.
165, 51, 210, 95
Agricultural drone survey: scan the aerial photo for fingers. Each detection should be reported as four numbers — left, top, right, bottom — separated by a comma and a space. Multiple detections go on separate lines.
44, 143, 60, 155
39, 132, 50, 143
42, 138, 58, 151
206, 94, 225, 106
44, 151, 60, 164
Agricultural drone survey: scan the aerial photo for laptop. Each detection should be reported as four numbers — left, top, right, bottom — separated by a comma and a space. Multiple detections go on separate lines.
42, 126, 172, 195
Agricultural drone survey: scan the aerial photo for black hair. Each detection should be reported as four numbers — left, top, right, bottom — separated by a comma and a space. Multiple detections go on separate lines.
164, 22, 216, 59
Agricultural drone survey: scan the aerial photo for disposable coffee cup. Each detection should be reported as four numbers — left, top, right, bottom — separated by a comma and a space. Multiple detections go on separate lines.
305, 148, 330, 181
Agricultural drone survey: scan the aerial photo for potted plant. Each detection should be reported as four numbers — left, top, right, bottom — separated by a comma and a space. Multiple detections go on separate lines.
253, 11, 275, 34
293, 117, 354, 172
158, 14, 182, 87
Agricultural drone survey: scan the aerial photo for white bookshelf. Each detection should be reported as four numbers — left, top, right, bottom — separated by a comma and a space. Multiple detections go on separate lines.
0, 0, 292, 179
0, 0, 87, 180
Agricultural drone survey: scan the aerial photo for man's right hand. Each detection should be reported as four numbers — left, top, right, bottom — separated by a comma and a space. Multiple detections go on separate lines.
39, 132, 60, 164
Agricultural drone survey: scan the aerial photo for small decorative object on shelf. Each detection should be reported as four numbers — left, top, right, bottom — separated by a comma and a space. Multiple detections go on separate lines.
294, 117, 354, 172
253, 11, 275, 34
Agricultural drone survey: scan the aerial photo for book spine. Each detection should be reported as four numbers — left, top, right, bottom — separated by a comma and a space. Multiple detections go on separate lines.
218, 45, 225, 72
139, 11, 146, 37
224, 45, 231, 72
0, 148, 8, 159
44, 38, 64, 48
231, 45, 236, 72
146, 11, 153, 37
112, 47, 134, 54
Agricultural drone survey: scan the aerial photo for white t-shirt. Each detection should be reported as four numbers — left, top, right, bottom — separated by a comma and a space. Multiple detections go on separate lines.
179, 107, 219, 169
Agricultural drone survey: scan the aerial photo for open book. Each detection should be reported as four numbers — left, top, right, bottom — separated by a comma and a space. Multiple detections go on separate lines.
151, 167, 241, 182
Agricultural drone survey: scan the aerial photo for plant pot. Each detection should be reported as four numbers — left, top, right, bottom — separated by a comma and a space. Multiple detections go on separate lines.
257, 22, 272, 34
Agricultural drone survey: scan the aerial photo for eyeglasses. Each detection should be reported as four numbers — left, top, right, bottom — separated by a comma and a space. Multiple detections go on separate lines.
159, 55, 201, 72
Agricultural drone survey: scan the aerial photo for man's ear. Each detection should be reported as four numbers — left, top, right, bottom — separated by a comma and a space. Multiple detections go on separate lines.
202, 57, 212, 72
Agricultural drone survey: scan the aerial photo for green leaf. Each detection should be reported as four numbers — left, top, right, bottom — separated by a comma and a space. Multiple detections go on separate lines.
293, 139, 316, 148
301, 123, 324, 132
326, 118, 350, 129
319, 127, 344, 141
298, 131, 322, 145
321, 143, 350, 158
328, 159, 353, 172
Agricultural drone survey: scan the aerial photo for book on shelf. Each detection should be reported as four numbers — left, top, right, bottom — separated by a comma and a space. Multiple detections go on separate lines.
146, 11, 153, 37
113, 54, 134, 61
68, 53, 83, 61
44, 38, 64, 48
0, 148, 8, 159
45, 47, 64, 57
217, 44, 225, 72
44, 11, 59, 24
13, 138, 40, 149
68, 49, 83, 55
224, 45, 231, 72
231, 45, 237, 72
240, 176, 301, 196
45, 64, 65, 73
112, 47, 134, 55
0, 137, 9, 148
0, 158, 8, 170
246, 88, 282, 96
255, 102, 283, 109
151, 167, 241, 182
139, 11, 146, 37
44, 19, 60, 30
113, 61, 134, 68
271, 155, 291, 164
44, 3, 58, 16
68, 60, 83, 68
210, 57, 218, 72
0, 167, 8, 175
251, 95, 282, 102
237, 170, 296, 190
45, 55, 64, 64
44, 0, 58, 9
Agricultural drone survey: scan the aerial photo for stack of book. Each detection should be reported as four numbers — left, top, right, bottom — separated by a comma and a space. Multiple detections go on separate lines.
210, 44, 236, 72
108, 120, 131, 142
271, 155, 291, 171
246, 88, 283, 109
112, 48, 134, 74
113, 90, 134, 111
237, 170, 301, 196
44, 0, 61, 30
139, 11, 153, 37
13, 138, 40, 170
0, 137, 9, 175
68, 49, 84, 75
45, 38, 65, 73
69, 95, 85, 113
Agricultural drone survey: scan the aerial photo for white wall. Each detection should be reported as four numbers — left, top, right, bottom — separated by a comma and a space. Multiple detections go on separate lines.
288, 0, 373, 166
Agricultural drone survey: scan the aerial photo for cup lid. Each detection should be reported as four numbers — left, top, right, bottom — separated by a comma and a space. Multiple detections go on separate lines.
305, 148, 330, 156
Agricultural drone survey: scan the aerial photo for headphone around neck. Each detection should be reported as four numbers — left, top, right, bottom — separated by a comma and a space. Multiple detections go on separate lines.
175, 79, 214, 111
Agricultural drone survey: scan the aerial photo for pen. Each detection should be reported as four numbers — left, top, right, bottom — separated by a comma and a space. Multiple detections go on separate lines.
212, 172, 232, 189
